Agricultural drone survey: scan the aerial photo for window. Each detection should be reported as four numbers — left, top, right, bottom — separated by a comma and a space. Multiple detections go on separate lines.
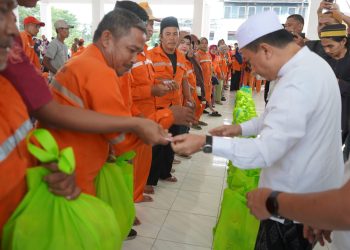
272, 7, 281, 15
209, 31, 215, 40
227, 31, 236, 40
248, 6, 256, 17
224, 6, 232, 18
288, 7, 296, 15
262, 6, 271, 12
238, 6, 246, 18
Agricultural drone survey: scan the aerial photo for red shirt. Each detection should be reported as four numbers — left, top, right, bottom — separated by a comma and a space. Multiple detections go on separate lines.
1, 36, 52, 112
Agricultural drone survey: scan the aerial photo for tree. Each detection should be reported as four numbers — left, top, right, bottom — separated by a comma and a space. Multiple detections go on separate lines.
51, 7, 80, 48
18, 4, 92, 49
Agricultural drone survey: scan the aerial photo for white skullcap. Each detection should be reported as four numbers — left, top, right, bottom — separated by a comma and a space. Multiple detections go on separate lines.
237, 11, 284, 48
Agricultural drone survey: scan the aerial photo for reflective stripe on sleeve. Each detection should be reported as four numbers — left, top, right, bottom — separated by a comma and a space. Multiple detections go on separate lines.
51, 78, 85, 108
0, 119, 32, 162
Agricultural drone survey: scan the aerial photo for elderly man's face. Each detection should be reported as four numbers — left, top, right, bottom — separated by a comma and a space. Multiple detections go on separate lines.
0, 0, 18, 71
285, 17, 303, 33
160, 27, 179, 53
241, 46, 275, 81
104, 27, 146, 76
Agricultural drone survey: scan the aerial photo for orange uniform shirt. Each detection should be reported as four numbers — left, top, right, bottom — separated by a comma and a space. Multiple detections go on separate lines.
131, 45, 173, 128
72, 46, 86, 58
43, 44, 141, 195
231, 51, 242, 72
185, 59, 204, 120
0, 76, 32, 235
196, 50, 213, 103
148, 46, 188, 109
19, 31, 41, 69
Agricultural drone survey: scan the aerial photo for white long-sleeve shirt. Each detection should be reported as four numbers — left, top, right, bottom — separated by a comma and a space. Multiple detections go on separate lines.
213, 47, 344, 193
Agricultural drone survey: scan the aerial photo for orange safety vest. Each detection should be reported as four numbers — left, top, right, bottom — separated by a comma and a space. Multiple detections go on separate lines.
0, 76, 32, 235
185, 59, 204, 121
148, 46, 188, 109
19, 31, 41, 69
42, 44, 141, 196
196, 50, 212, 103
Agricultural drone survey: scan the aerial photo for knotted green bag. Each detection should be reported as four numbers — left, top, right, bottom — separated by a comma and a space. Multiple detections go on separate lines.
213, 87, 261, 250
94, 151, 136, 241
2, 129, 122, 250
213, 188, 260, 250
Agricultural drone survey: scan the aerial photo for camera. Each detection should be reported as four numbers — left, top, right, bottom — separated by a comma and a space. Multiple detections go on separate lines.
292, 32, 305, 39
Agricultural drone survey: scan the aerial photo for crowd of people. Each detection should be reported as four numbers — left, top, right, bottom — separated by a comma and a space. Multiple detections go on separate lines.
1, 0, 350, 249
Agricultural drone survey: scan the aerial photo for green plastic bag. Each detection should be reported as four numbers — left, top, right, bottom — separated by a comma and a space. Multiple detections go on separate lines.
95, 151, 136, 241
213, 188, 260, 250
2, 129, 122, 250
213, 87, 261, 250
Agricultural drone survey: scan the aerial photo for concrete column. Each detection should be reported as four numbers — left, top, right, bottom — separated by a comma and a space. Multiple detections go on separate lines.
40, 0, 52, 39
202, 1, 210, 38
305, 0, 322, 40
192, 0, 204, 37
14, 6, 19, 29
91, 0, 105, 35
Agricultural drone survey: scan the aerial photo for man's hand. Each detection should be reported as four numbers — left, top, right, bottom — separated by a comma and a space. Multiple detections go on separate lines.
292, 32, 305, 47
209, 124, 242, 137
169, 105, 195, 126
171, 134, 205, 156
303, 225, 332, 246
151, 84, 171, 97
319, 1, 333, 11
246, 188, 273, 220
43, 163, 81, 200
133, 118, 170, 145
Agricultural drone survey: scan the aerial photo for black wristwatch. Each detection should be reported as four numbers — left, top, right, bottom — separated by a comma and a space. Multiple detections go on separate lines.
265, 191, 282, 217
202, 135, 213, 153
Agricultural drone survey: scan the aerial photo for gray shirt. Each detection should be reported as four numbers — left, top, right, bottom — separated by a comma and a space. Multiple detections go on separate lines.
45, 38, 68, 76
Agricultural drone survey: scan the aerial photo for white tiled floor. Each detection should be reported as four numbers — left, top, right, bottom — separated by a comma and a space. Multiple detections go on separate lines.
123, 88, 330, 250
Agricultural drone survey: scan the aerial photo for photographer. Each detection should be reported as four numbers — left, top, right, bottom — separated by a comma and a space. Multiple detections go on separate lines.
285, 14, 307, 47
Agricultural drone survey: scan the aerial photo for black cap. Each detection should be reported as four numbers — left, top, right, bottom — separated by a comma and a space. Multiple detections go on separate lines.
320, 24, 347, 38
160, 16, 179, 34
115, 1, 149, 22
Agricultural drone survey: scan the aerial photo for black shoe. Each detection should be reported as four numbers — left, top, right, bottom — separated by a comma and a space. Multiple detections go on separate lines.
209, 111, 222, 117
203, 109, 209, 114
126, 229, 137, 240
221, 97, 226, 101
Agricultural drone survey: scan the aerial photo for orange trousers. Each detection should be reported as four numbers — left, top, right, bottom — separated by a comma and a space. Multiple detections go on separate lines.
193, 92, 204, 121
133, 143, 153, 202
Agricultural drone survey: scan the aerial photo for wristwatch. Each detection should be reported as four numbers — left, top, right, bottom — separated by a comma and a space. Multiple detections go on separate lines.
265, 191, 282, 217
202, 135, 213, 153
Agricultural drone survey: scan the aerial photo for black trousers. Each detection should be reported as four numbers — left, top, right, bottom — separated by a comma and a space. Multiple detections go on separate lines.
230, 70, 241, 91
255, 220, 312, 250
147, 125, 181, 186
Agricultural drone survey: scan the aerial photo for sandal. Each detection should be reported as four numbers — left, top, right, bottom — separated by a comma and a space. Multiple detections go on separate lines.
144, 185, 155, 194
162, 176, 178, 182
